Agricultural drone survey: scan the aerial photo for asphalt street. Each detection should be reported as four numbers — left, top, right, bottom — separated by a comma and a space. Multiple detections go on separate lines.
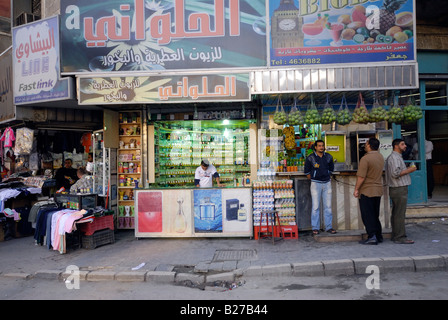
0, 218, 447, 281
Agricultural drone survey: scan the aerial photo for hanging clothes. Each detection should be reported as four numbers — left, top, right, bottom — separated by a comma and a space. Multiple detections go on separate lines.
81, 132, 92, 153
0, 127, 15, 163
0, 127, 15, 148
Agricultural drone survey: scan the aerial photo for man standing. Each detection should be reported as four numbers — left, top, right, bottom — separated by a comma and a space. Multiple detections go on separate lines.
194, 159, 224, 188
386, 138, 417, 244
304, 140, 336, 235
353, 138, 385, 245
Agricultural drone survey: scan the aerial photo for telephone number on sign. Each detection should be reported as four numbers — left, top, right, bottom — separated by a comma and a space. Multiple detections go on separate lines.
288, 58, 321, 65
271, 58, 321, 66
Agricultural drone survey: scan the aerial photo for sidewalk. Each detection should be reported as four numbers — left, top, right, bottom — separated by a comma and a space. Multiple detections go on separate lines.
0, 218, 447, 284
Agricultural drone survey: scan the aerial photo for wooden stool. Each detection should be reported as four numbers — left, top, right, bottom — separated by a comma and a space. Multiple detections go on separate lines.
258, 210, 283, 244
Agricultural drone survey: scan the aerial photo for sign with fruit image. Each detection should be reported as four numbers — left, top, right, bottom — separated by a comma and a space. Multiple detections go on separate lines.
269, 0, 415, 67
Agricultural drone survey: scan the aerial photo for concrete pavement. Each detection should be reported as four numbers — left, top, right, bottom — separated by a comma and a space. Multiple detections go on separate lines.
1, 218, 447, 285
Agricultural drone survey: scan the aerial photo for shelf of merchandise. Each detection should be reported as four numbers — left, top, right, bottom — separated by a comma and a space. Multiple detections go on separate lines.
92, 130, 108, 197
252, 179, 298, 239
153, 121, 253, 187
117, 111, 142, 229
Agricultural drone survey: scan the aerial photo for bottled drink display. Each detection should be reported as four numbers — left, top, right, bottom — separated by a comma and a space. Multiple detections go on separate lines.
154, 120, 253, 187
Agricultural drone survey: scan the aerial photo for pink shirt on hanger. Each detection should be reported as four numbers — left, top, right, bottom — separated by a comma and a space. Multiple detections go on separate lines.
0, 128, 15, 147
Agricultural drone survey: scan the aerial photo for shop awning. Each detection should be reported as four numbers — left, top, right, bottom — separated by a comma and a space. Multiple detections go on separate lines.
251, 63, 418, 95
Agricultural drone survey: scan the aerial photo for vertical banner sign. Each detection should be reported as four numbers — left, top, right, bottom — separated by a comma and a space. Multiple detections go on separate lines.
60, 0, 267, 73
269, 0, 415, 67
0, 50, 16, 123
12, 16, 72, 104
0, 49, 14, 123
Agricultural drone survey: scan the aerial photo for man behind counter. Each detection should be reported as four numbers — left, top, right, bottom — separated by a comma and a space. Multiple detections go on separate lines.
195, 160, 224, 188
55, 159, 78, 191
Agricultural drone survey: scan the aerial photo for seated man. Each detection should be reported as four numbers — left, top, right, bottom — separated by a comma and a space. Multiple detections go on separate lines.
70, 167, 93, 193
55, 158, 78, 191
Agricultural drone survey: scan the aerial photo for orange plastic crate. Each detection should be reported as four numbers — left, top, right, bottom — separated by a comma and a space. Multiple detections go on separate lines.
79, 215, 114, 236
280, 225, 299, 239
253, 225, 281, 240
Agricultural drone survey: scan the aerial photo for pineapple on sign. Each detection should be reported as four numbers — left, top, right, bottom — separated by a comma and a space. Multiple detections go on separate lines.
379, 0, 407, 34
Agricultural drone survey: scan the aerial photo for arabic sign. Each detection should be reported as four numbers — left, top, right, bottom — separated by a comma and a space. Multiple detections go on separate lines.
77, 73, 251, 104
269, 0, 415, 67
0, 49, 15, 123
60, 0, 267, 73
12, 16, 73, 105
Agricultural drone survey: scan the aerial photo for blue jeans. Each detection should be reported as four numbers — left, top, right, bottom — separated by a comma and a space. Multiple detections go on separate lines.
310, 181, 333, 231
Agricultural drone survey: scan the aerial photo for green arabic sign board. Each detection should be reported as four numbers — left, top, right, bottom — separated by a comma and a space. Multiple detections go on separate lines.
60, 0, 267, 73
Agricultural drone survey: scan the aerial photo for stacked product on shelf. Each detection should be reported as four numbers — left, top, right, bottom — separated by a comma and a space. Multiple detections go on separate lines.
252, 179, 298, 239
154, 121, 251, 187
117, 111, 142, 229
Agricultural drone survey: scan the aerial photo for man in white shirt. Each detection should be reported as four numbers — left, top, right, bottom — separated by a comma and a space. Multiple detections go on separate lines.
194, 160, 224, 188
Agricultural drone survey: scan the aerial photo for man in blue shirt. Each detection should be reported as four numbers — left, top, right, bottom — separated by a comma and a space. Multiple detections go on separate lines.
304, 140, 336, 235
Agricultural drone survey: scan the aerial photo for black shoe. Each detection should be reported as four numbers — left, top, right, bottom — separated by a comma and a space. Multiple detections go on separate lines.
359, 235, 378, 245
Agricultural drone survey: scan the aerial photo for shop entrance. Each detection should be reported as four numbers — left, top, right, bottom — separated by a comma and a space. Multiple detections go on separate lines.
426, 110, 448, 202
403, 80, 448, 204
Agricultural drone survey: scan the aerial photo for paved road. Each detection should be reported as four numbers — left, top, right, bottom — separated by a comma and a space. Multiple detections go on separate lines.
2, 270, 448, 301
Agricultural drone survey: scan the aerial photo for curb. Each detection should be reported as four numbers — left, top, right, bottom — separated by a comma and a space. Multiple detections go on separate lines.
2, 254, 447, 283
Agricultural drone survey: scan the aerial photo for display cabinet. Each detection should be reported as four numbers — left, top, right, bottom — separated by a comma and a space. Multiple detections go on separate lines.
117, 111, 142, 229
153, 120, 255, 187
55, 193, 97, 210
92, 130, 111, 195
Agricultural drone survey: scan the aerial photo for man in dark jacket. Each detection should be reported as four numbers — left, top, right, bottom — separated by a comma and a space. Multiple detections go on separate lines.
304, 140, 336, 235
55, 159, 78, 191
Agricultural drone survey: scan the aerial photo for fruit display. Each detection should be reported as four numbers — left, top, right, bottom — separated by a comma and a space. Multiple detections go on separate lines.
304, 100, 321, 125
336, 95, 352, 125
353, 93, 370, 124
403, 103, 423, 123
336, 108, 352, 125
369, 104, 389, 122
388, 104, 404, 124
305, 108, 321, 124
288, 108, 304, 126
264, 146, 271, 157
320, 105, 337, 124
353, 106, 370, 123
272, 151, 286, 163
273, 109, 287, 125
283, 126, 296, 150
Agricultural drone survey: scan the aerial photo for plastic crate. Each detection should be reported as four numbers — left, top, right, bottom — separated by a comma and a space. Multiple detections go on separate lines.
253, 225, 281, 240
281, 225, 298, 239
82, 229, 115, 249
78, 214, 114, 236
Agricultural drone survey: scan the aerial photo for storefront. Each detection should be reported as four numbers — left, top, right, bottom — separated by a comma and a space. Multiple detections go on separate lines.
401, 51, 448, 204
5, 0, 423, 241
